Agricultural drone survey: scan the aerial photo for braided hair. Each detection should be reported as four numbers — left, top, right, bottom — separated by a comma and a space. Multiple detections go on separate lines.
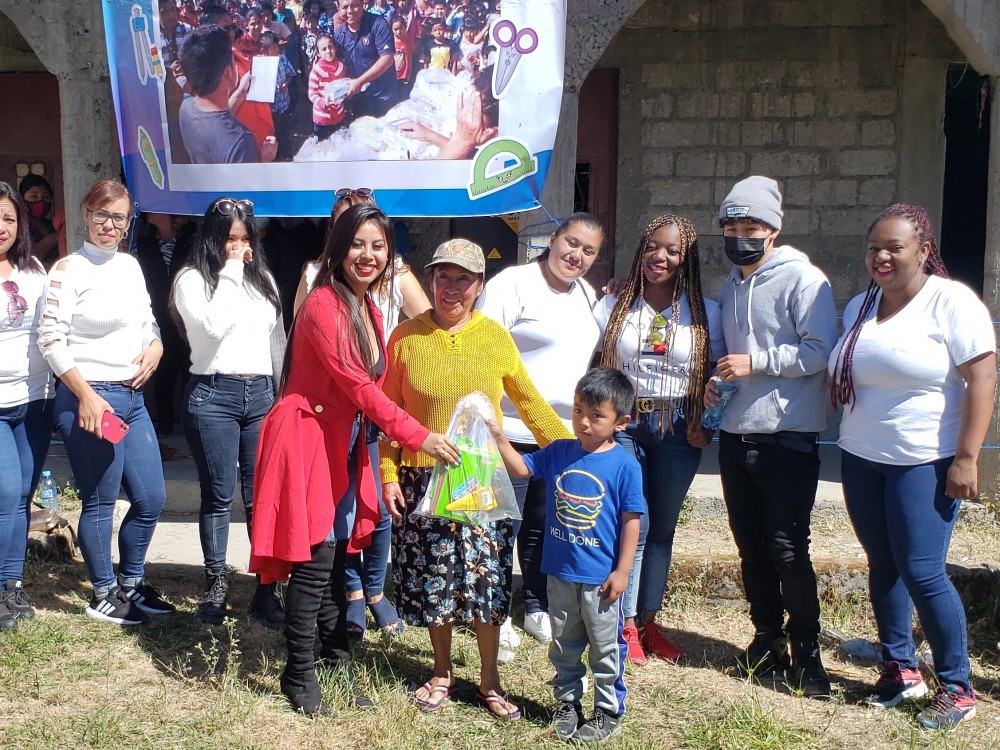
599, 215, 711, 431
830, 203, 950, 408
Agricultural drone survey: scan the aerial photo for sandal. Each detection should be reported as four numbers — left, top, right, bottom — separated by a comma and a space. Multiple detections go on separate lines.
345, 597, 367, 640
367, 596, 404, 637
475, 689, 521, 721
412, 681, 455, 713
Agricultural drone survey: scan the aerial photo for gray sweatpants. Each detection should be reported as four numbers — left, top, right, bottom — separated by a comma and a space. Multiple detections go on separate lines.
547, 576, 629, 717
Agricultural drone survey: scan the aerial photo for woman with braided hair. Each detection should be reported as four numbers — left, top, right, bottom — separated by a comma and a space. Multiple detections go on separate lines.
595, 214, 724, 664
829, 203, 996, 732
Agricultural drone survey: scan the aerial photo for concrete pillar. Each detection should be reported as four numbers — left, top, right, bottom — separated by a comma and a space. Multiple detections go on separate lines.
980, 76, 1000, 497
897, 59, 948, 228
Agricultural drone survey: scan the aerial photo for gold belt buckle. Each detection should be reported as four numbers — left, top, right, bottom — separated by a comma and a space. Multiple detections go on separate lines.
636, 398, 655, 414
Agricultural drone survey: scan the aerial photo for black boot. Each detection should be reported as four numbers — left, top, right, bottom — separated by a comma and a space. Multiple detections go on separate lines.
1, 580, 34, 620
248, 581, 284, 629
198, 566, 232, 625
787, 639, 831, 698
280, 665, 336, 717
737, 629, 789, 677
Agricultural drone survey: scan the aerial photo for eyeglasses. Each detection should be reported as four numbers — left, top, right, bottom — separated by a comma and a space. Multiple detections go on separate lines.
85, 208, 131, 229
2, 280, 27, 331
335, 187, 374, 199
211, 198, 255, 217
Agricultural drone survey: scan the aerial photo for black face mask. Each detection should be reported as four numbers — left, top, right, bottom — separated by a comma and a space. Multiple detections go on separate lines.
723, 236, 767, 266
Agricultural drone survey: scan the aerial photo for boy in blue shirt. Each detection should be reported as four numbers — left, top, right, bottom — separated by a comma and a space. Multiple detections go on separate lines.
489, 368, 643, 744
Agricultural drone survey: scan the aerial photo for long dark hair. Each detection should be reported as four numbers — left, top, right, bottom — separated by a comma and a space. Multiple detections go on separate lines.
0, 181, 38, 273
599, 214, 711, 431
280, 203, 395, 391
830, 203, 949, 408
179, 197, 280, 311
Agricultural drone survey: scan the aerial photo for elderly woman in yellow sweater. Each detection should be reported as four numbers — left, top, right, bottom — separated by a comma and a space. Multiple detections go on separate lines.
381, 239, 570, 721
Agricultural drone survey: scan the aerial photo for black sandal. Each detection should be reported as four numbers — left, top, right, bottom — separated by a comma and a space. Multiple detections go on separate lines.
345, 597, 367, 640
367, 596, 404, 637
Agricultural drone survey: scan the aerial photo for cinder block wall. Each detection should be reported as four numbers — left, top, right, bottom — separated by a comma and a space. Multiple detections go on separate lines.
603, 0, 960, 310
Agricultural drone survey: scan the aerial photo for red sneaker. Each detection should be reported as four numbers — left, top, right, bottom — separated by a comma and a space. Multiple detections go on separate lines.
640, 622, 684, 663
622, 625, 646, 665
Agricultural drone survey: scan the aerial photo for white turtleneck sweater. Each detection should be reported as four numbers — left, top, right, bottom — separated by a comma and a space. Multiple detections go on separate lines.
172, 260, 285, 379
37, 242, 159, 381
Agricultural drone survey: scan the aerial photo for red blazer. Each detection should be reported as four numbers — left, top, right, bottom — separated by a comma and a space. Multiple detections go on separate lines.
249, 287, 429, 583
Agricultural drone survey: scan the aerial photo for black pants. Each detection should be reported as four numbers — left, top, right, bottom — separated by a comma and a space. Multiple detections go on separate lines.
718, 431, 822, 642
284, 538, 350, 687
510, 442, 548, 615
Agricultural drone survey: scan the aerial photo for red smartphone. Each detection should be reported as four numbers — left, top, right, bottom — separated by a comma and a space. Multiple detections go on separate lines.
101, 411, 129, 444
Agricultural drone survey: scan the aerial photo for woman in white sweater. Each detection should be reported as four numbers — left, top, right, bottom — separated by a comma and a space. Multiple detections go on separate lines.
0, 181, 54, 629
172, 197, 286, 627
38, 179, 171, 626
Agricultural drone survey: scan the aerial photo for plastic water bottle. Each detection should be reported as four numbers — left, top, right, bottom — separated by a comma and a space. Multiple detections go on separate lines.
701, 378, 738, 430
39, 471, 59, 512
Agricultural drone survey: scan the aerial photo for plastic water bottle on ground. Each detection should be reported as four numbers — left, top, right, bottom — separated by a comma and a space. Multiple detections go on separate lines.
39, 471, 59, 512
701, 378, 738, 430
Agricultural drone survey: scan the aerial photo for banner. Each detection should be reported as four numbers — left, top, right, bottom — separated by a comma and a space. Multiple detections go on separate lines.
102, 0, 566, 217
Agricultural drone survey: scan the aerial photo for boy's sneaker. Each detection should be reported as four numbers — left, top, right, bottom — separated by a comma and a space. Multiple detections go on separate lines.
498, 617, 521, 663
1, 580, 35, 620
640, 622, 684, 663
86, 586, 147, 626
917, 684, 977, 731
622, 625, 646, 665
551, 701, 584, 741
737, 630, 789, 677
786, 639, 831, 698
865, 661, 928, 708
524, 611, 553, 644
0, 600, 17, 631
122, 581, 175, 615
573, 708, 621, 744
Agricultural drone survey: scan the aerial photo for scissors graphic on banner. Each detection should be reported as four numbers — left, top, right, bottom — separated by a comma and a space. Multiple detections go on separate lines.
491, 20, 538, 99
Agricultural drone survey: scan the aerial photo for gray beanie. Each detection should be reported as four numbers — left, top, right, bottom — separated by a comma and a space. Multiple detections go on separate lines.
719, 176, 783, 231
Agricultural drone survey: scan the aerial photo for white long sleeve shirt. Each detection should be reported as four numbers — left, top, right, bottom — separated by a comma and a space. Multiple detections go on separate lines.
173, 260, 285, 380
0, 257, 53, 407
37, 242, 159, 381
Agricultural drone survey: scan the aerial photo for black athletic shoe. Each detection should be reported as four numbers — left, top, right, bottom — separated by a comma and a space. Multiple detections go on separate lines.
738, 630, 790, 677
0, 600, 17, 631
199, 566, 234, 625
551, 701, 584, 741
122, 581, 175, 615
787, 639, 832, 698
248, 581, 284, 629
1, 580, 35, 620
86, 586, 147, 626
573, 708, 621, 744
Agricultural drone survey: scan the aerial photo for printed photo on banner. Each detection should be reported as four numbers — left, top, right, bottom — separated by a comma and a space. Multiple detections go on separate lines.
104, 0, 566, 217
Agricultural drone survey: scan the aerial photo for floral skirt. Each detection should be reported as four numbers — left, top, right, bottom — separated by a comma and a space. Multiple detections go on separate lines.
392, 466, 514, 628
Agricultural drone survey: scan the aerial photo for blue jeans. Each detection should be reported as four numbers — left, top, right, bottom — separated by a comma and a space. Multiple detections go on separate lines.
0, 399, 53, 583
841, 450, 969, 689
183, 375, 273, 571
55, 383, 166, 595
343, 423, 389, 596
616, 413, 702, 618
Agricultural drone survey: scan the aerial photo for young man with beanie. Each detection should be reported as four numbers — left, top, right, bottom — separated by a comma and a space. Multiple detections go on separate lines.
706, 175, 838, 697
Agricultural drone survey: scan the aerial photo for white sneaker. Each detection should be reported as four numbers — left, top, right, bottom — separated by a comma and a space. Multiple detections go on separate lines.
498, 617, 520, 663
524, 611, 553, 644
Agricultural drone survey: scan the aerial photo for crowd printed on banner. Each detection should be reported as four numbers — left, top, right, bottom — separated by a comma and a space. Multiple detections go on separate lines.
102, 0, 567, 217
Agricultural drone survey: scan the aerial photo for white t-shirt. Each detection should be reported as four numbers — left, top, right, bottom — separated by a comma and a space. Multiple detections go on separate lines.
0, 258, 53, 407
594, 292, 725, 403
476, 262, 600, 444
831, 274, 996, 465
303, 257, 405, 339
173, 261, 285, 379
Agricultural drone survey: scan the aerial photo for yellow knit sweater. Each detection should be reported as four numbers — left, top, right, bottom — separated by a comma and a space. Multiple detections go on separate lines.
379, 310, 573, 483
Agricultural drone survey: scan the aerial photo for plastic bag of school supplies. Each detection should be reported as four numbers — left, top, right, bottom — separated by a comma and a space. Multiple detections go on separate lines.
414, 392, 520, 525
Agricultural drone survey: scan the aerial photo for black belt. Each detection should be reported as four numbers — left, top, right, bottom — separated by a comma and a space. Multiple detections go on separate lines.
740, 431, 818, 454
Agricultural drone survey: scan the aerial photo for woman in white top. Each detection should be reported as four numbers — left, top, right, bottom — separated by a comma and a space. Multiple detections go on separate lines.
477, 212, 604, 651
829, 203, 997, 731
596, 214, 723, 665
292, 189, 429, 639
172, 197, 286, 628
38, 179, 171, 626
0, 181, 54, 630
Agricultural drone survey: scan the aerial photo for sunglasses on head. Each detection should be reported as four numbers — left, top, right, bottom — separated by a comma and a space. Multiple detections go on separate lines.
335, 187, 373, 198
211, 198, 255, 217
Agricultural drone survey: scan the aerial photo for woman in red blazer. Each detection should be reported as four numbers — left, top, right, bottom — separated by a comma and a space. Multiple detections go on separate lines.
250, 203, 457, 716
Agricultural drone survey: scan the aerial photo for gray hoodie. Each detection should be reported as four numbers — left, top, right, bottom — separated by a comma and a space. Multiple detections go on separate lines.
717, 245, 837, 434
